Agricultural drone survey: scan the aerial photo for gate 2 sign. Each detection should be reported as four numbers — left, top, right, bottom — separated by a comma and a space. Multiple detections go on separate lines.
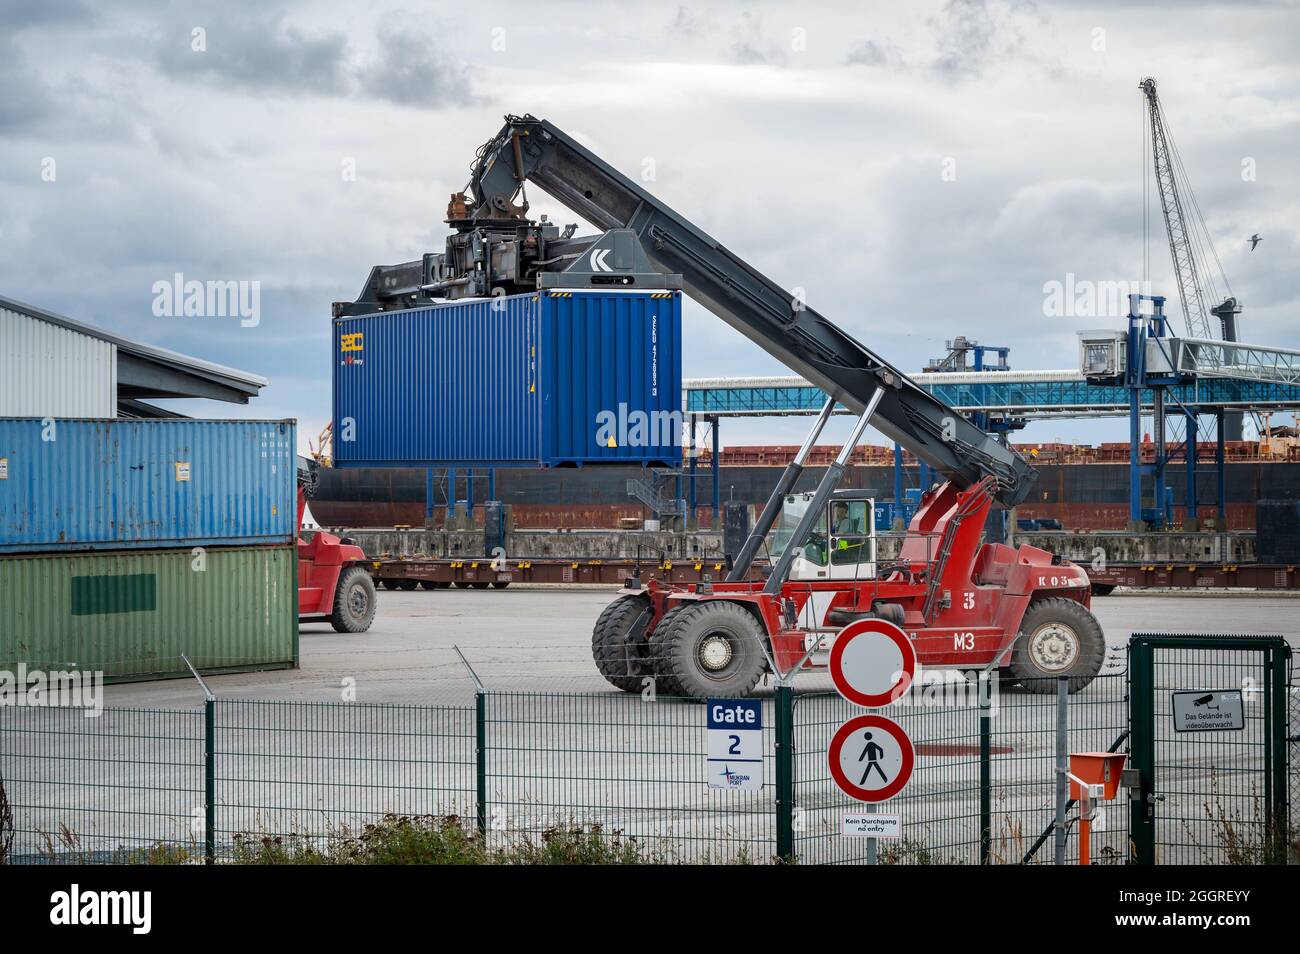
829, 618, 917, 708
828, 714, 914, 802
707, 699, 763, 791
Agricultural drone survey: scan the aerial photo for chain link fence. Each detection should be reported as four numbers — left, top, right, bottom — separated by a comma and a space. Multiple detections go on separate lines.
0, 656, 1290, 865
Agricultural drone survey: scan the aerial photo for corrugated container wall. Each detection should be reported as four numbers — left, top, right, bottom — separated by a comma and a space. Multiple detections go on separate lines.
0, 545, 297, 678
0, 305, 117, 417
0, 418, 296, 553
332, 290, 683, 468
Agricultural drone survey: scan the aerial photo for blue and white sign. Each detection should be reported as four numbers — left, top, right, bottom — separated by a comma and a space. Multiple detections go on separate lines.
707, 699, 763, 791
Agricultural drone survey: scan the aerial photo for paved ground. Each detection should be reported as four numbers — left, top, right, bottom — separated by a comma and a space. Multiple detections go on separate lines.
99, 588, 1300, 708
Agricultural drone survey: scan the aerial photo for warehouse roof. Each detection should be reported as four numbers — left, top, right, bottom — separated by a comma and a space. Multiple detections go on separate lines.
1, 294, 268, 409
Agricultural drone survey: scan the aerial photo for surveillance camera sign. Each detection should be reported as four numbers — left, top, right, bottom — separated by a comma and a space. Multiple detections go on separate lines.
1171, 689, 1244, 732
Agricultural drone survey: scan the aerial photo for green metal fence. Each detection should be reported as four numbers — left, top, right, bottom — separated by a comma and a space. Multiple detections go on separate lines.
1129, 634, 1291, 865
0, 654, 1291, 865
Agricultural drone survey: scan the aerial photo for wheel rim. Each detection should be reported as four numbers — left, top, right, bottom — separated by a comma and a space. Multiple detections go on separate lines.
696, 632, 735, 674
348, 586, 369, 618
1028, 621, 1079, 672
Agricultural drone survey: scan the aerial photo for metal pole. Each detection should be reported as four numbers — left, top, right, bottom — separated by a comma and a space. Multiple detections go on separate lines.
466, 468, 475, 523
1128, 389, 1142, 529
865, 803, 877, 865
763, 391, 881, 595
1154, 390, 1167, 527
710, 416, 720, 525
979, 674, 991, 864
446, 467, 457, 519
688, 413, 698, 524
1054, 675, 1068, 865
775, 684, 794, 862
892, 443, 904, 531
425, 468, 435, 522
1184, 407, 1197, 530
475, 691, 487, 839
1215, 410, 1226, 527
204, 698, 215, 864
727, 396, 837, 581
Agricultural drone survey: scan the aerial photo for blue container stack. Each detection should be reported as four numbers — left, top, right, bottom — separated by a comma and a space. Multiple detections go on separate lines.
0, 419, 297, 553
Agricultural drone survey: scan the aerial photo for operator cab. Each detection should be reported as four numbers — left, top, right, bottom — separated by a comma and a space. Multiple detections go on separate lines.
768, 489, 877, 582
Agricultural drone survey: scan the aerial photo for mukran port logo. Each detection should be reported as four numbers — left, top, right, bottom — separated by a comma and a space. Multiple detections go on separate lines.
716, 764, 755, 788
50, 885, 152, 934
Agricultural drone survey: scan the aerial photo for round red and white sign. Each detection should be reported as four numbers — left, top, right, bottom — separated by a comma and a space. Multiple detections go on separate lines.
828, 618, 916, 707
827, 714, 915, 802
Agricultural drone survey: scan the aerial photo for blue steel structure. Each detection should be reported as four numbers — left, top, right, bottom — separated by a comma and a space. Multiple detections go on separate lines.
685, 375, 1300, 418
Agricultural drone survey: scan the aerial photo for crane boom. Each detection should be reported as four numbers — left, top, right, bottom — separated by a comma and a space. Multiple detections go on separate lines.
470, 115, 1035, 506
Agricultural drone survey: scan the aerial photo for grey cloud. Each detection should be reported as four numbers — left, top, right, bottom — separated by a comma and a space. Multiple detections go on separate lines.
0, 0, 95, 31
154, 14, 350, 93
356, 24, 478, 108
0, 40, 52, 133
930, 0, 1003, 82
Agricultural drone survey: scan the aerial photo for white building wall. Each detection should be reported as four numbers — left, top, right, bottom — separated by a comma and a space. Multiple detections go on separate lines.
0, 305, 117, 417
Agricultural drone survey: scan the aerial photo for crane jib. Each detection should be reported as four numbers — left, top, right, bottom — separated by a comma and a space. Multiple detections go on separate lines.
470, 115, 1037, 507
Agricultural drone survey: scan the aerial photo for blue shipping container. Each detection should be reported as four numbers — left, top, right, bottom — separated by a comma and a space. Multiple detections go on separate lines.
333, 290, 683, 468
0, 418, 296, 553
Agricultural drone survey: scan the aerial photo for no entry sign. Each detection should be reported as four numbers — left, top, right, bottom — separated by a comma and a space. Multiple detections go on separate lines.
829, 618, 917, 708
827, 713, 915, 802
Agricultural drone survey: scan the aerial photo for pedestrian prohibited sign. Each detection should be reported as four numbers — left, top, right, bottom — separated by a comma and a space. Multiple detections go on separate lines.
707, 699, 763, 791
827, 713, 914, 802
829, 618, 917, 708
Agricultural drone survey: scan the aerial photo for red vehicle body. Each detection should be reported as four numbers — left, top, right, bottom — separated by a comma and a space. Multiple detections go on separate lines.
296, 469, 376, 632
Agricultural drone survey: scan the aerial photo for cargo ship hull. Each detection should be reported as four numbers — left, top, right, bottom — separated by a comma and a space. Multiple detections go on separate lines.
311, 459, 1300, 531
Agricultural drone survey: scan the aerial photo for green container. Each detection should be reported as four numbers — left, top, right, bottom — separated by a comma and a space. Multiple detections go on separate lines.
0, 545, 297, 679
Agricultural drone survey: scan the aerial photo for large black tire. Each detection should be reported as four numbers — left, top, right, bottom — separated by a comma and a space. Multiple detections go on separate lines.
591, 596, 653, 692
330, 566, 377, 633
1009, 597, 1104, 694
647, 601, 768, 700
1090, 583, 1116, 597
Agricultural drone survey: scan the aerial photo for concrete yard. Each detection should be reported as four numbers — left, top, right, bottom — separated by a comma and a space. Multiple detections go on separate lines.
101, 588, 1300, 708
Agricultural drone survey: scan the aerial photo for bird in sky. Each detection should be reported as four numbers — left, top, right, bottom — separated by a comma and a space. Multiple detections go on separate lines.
1249, 233, 1263, 251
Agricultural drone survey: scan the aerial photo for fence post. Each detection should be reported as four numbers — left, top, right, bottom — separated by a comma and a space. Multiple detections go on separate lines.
775, 684, 794, 862
204, 697, 215, 865
1267, 642, 1290, 864
182, 656, 216, 865
979, 673, 991, 864
475, 690, 487, 839
1053, 676, 1068, 865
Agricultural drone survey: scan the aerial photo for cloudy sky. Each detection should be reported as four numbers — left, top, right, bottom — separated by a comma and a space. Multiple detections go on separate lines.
3, 0, 1297, 450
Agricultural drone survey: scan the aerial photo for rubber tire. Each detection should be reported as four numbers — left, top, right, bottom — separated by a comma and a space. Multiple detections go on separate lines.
1090, 583, 1116, 597
490, 581, 511, 589
1009, 597, 1105, 694
647, 601, 768, 700
330, 566, 377, 633
591, 596, 653, 692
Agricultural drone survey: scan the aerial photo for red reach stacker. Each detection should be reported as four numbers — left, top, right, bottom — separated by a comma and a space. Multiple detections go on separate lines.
339, 115, 1103, 696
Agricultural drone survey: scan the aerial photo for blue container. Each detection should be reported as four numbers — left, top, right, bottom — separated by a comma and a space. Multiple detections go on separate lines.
0, 418, 296, 553
333, 290, 683, 468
